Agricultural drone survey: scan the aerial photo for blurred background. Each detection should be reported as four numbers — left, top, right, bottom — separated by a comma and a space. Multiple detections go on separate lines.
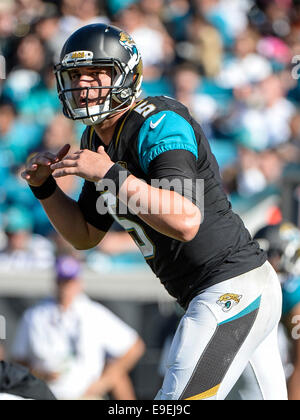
1, 0, 300, 400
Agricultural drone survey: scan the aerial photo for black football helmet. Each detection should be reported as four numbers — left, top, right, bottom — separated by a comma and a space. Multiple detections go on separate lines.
54, 24, 143, 125
254, 222, 300, 275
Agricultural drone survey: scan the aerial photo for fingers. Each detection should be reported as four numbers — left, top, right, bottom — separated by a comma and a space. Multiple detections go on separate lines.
28, 163, 38, 171
33, 155, 55, 167
21, 165, 40, 181
50, 158, 78, 171
52, 167, 77, 178
50, 151, 82, 170
97, 146, 105, 154
21, 166, 38, 181
27, 152, 57, 169
21, 170, 32, 181
24, 146, 71, 173
22, 145, 72, 184
56, 144, 71, 161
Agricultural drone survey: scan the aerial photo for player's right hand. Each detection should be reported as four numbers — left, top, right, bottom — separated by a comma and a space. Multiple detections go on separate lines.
21, 144, 71, 187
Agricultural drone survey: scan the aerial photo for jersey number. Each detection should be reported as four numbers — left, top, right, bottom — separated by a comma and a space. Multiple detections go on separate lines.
100, 192, 155, 260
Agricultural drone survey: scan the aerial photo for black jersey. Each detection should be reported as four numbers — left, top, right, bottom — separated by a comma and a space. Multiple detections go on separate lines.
78, 96, 267, 309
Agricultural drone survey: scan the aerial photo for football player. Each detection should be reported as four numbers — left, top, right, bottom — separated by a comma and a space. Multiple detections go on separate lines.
22, 24, 287, 400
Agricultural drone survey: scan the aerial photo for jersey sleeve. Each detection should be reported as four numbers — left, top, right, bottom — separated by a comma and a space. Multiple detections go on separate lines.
77, 127, 113, 232
137, 111, 200, 206
137, 110, 198, 174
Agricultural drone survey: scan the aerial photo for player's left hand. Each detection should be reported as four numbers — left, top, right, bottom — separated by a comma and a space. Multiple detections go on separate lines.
50, 146, 114, 183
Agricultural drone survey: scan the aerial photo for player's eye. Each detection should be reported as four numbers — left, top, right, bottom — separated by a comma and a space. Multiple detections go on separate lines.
70, 72, 80, 81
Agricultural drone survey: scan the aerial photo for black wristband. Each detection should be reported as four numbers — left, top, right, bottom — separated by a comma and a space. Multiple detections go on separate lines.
100, 163, 131, 196
29, 175, 57, 200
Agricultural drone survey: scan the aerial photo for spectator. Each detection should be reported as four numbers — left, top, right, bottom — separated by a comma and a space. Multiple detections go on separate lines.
2, 164, 38, 212
54, 0, 109, 63
0, 96, 44, 226
178, 13, 223, 78
15, 0, 47, 25
106, 0, 137, 18
17, 65, 61, 125
193, 0, 250, 48
4, 33, 52, 107
0, 0, 16, 54
171, 62, 218, 131
256, 0, 293, 38
32, 3, 61, 58
115, 3, 174, 81
0, 205, 55, 271
217, 25, 273, 89
232, 73, 296, 152
138, 0, 174, 62
12, 256, 145, 400
76, 0, 109, 27
162, 0, 192, 44
0, 97, 18, 174
234, 146, 270, 197
0, 96, 43, 167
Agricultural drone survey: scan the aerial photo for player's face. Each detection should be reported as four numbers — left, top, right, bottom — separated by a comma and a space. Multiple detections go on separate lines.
69, 66, 112, 108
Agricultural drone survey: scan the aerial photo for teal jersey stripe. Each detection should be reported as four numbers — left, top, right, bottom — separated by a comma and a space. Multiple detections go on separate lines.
137, 110, 198, 174
218, 296, 261, 326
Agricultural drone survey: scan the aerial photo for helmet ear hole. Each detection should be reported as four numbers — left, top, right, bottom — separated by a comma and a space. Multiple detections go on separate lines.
112, 87, 133, 104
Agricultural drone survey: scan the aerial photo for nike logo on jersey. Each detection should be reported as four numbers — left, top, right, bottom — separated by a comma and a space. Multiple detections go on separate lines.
150, 113, 166, 129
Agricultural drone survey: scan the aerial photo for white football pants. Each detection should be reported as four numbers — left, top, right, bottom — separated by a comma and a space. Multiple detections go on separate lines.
155, 261, 287, 400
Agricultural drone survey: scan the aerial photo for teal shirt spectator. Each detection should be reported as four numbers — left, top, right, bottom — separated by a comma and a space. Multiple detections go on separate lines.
3, 70, 41, 109
0, 118, 43, 166
4, 205, 33, 234
18, 87, 61, 127
2, 172, 36, 209
282, 276, 300, 317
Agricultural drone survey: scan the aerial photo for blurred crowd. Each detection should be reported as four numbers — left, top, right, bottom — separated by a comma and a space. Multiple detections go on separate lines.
0, 0, 300, 271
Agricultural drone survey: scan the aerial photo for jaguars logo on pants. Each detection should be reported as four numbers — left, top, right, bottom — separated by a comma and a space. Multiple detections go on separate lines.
216, 294, 242, 312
